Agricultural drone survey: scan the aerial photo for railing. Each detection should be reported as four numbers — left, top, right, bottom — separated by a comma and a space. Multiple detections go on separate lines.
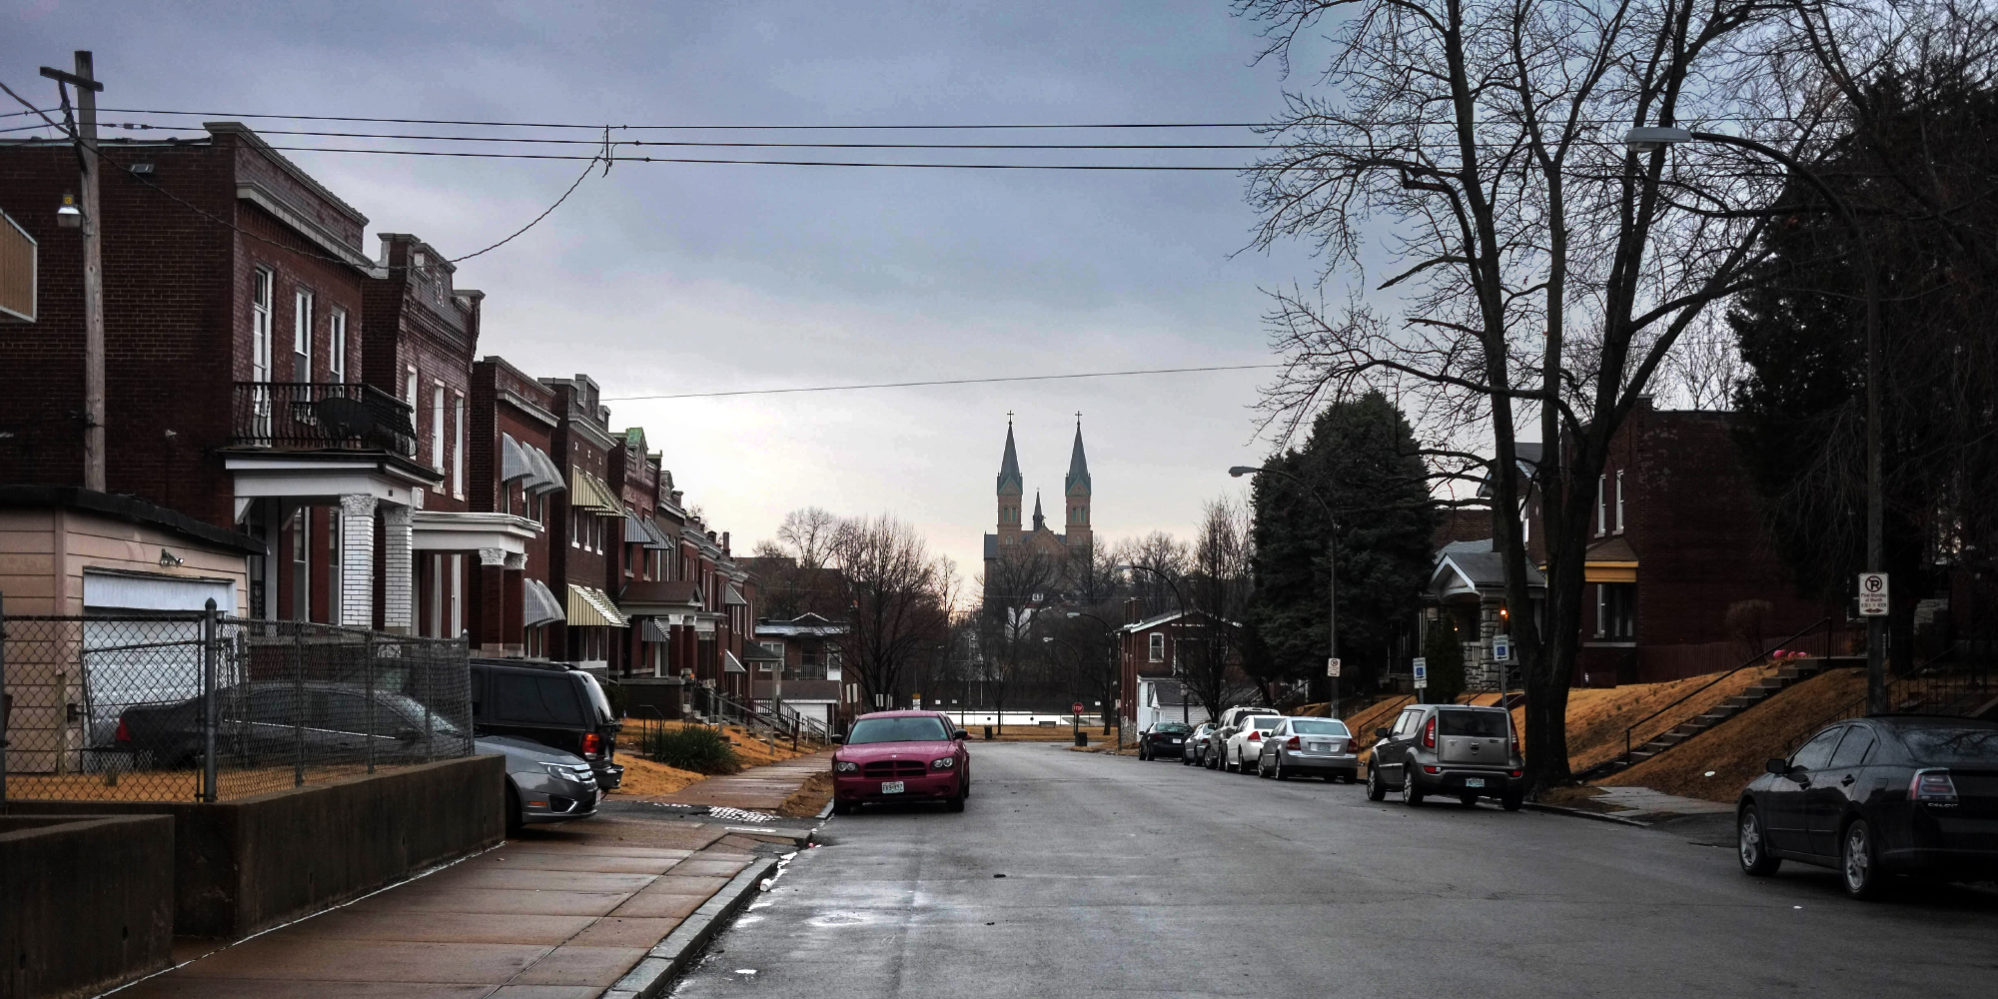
1621, 617, 1836, 765
230, 381, 418, 457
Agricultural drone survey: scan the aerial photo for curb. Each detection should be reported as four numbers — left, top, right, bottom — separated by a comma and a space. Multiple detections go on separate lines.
602, 856, 782, 999
1523, 801, 1653, 828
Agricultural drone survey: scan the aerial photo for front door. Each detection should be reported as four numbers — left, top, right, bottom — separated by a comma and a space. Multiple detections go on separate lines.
1767, 726, 1844, 857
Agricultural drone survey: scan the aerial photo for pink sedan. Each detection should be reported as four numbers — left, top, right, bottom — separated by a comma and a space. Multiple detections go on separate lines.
831, 710, 972, 814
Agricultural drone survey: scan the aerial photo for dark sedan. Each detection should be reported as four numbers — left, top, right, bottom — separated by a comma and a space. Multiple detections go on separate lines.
1137, 721, 1192, 761
1737, 715, 1998, 898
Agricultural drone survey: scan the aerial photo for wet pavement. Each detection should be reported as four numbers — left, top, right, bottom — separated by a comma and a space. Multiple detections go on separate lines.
671, 741, 1998, 999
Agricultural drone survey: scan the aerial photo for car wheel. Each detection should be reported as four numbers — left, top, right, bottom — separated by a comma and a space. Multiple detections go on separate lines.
1842, 818, 1882, 899
1138, 745, 1148, 761
946, 785, 966, 813
1366, 766, 1387, 802
1181, 751, 1191, 766
1402, 769, 1425, 806
1738, 805, 1779, 876
1274, 756, 1288, 781
1501, 788, 1524, 812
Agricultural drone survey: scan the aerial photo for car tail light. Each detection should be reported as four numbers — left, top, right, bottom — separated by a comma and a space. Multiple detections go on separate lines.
1423, 765, 1441, 774
582, 732, 602, 757
1248, 731, 1261, 742
1511, 728, 1521, 759
1286, 736, 1301, 750
1422, 716, 1436, 749
1910, 769, 1959, 806
1509, 769, 1523, 779
115, 718, 131, 744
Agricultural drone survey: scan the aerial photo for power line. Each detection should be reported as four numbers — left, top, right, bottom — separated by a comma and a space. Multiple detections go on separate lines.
604, 364, 1283, 401
97, 122, 1274, 150
253, 146, 1257, 169
95, 107, 1270, 130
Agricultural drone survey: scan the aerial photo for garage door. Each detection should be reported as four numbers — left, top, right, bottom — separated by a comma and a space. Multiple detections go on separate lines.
79, 572, 236, 748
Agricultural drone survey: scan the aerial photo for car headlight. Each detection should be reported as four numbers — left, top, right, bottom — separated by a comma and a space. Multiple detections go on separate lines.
539, 762, 586, 782
931, 757, 956, 770
835, 760, 859, 773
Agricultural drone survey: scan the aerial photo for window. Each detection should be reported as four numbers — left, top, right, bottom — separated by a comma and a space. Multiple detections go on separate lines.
1521, 502, 1531, 545
1614, 470, 1626, 534
404, 367, 418, 406
1392, 708, 1423, 737
1595, 583, 1635, 640
1148, 633, 1165, 662
1789, 727, 1845, 772
430, 383, 445, 473
328, 308, 347, 383
293, 289, 313, 380
1595, 474, 1607, 536
1828, 728, 1876, 770
451, 393, 466, 498
250, 270, 273, 381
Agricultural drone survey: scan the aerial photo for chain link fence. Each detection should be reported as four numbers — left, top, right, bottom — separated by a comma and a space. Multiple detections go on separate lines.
1, 604, 470, 803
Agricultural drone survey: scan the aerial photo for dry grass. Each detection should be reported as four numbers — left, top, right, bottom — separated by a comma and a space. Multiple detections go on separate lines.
1544, 664, 1783, 774
621, 720, 820, 768
776, 771, 834, 818
1538, 784, 1629, 814
611, 755, 706, 797
1604, 667, 1866, 802
1, 762, 437, 803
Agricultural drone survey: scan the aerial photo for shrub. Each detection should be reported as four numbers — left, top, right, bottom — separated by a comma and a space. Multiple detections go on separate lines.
644, 724, 742, 775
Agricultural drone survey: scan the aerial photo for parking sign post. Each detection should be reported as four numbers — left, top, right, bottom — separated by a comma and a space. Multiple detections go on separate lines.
1857, 573, 1889, 617
1411, 657, 1428, 703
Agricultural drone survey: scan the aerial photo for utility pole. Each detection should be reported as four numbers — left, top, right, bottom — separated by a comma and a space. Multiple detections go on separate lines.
42, 52, 105, 492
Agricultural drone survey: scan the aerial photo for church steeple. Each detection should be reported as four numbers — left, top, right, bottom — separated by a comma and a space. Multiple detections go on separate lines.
1064, 415, 1092, 552
1032, 491, 1046, 530
996, 415, 1023, 543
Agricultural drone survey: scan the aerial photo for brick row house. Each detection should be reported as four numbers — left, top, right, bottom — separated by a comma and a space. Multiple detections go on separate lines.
0, 123, 762, 687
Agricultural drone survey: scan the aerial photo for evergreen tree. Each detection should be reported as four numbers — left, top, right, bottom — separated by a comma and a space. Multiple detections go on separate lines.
1421, 614, 1466, 704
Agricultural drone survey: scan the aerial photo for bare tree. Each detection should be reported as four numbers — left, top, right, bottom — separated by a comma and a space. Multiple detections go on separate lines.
1234, 0, 1821, 790
778, 506, 840, 572
975, 546, 1060, 734
1181, 499, 1257, 721
828, 514, 952, 711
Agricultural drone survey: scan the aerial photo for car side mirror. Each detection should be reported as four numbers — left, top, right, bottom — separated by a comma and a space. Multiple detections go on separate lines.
1765, 757, 1789, 776
953, 730, 969, 740
831, 734, 845, 744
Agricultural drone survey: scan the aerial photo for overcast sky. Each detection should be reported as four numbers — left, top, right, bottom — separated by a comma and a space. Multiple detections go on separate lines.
6, 0, 1334, 582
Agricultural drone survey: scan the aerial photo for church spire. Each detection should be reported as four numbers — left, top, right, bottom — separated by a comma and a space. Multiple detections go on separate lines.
1032, 491, 1045, 530
1064, 413, 1091, 494
997, 415, 1023, 495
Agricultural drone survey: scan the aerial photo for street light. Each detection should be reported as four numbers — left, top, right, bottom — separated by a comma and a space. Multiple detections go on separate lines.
1231, 464, 1342, 717
1115, 562, 1193, 724
1623, 127, 1886, 713
1066, 609, 1120, 741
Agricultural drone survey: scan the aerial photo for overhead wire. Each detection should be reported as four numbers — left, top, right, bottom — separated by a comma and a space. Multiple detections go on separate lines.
603, 364, 1284, 401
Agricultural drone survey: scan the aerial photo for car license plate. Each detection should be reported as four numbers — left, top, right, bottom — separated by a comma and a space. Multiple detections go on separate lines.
1309, 742, 1327, 752
1169, 738, 1182, 744
1464, 778, 1485, 789
881, 781, 905, 794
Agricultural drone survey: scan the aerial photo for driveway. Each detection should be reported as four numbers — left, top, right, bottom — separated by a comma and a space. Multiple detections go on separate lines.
673, 741, 1998, 998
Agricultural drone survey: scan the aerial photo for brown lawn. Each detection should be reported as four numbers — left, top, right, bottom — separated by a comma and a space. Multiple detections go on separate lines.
4, 762, 442, 803
777, 771, 834, 818
1603, 667, 1866, 802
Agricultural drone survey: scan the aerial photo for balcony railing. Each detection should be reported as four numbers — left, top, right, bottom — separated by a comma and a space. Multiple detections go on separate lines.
231, 382, 418, 457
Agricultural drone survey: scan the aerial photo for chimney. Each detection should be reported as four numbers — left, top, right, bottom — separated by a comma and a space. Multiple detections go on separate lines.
722, 531, 731, 556
1124, 597, 1141, 625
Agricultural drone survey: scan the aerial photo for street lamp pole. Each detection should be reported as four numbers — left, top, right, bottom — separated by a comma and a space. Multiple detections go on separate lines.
1625, 127, 1885, 713
1066, 609, 1119, 738
1232, 465, 1339, 717
1117, 563, 1193, 724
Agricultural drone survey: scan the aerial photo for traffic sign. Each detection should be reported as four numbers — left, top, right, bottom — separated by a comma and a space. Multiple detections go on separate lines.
1492, 634, 1511, 662
1072, 701, 1085, 715
1412, 657, 1428, 690
1858, 573, 1889, 617
1326, 657, 1342, 678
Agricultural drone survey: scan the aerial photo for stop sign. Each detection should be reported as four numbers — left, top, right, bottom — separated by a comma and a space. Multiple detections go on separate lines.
1072, 701, 1085, 714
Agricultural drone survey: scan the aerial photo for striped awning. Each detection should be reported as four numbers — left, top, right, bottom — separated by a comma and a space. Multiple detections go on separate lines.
640, 618, 672, 643
523, 577, 564, 627
568, 469, 626, 517
566, 584, 629, 628
722, 650, 747, 674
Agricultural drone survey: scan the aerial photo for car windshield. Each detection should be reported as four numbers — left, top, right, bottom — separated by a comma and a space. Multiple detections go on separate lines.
847, 716, 951, 744
1437, 710, 1509, 738
1897, 726, 1998, 764
1291, 719, 1350, 736
1155, 722, 1190, 734
1251, 716, 1281, 732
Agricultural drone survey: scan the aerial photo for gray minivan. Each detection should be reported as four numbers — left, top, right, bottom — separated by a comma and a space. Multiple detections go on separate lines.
1366, 703, 1525, 810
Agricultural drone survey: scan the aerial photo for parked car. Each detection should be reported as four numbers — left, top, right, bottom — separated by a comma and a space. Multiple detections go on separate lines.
1221, 714, 1286, 773
1206, 706, 1280, 770
469, 659, 623, 790
478, 734, 599, 832
1736, 715, 1998, 899
831, 710, 972, 814
1256, 717, 1360, 782
1366, 703, 1524, 810
114, 681, 466, 768
1137, 721, 1193, 761
1182, 723, 1217, 766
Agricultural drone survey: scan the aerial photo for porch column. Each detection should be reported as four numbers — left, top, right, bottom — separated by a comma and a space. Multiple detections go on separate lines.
381, 504, 414, 633
502, 553, 525, 657
476, 547, 507, 654
336, 495, 378, 628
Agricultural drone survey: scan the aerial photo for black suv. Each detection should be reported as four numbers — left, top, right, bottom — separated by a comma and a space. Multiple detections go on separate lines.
469, 659, 624, 789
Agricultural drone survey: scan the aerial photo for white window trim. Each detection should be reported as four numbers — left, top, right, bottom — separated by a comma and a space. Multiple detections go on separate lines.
328, 308, 347, 384
1594, 583, 1607, 638
430, 381, 446, 477
293, 289, 314, 380
1148, 632, 1165, 663
1595, 474, 1607, 537
1614, 470, 1626, 534
404, 367, 418, 407
451, 392, 466, 499
250, 269, 273, 381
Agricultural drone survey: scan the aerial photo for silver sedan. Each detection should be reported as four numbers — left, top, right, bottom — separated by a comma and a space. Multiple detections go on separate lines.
1256, 717, 1359, 782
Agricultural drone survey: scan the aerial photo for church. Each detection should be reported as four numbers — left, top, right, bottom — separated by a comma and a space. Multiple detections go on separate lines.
982, 417, 1093, 607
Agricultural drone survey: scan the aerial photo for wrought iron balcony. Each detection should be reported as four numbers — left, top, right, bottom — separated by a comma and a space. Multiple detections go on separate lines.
230, 382, 418, 457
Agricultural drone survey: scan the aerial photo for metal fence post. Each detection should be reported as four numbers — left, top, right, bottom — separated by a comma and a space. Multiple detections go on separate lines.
365, 630, 377, 775
293, 623, 306, 788
201, 600, 220, 803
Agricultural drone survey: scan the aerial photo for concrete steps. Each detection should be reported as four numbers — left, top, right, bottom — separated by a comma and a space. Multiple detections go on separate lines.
1585, 659, 1830, 780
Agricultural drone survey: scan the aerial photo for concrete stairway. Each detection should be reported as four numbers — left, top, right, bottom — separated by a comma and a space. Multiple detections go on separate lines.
1619, 658, 1840, 766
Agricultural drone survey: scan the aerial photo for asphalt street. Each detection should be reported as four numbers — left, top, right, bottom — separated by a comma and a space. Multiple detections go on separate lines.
670, 742, 1998, 998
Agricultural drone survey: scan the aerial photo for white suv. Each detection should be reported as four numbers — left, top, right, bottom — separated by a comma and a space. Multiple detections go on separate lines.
1220, 711, 1283, 773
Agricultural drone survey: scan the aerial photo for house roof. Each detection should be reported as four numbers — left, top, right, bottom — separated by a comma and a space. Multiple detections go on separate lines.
1120, 608, 1241, 634
1430, 538, 1546, 597
1584, 535, 1639, 563
0, 485, 265, 556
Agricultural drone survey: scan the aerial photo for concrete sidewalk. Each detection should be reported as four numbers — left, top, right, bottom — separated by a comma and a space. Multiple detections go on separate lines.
114, 757, 829, 999
643, 753, 829, 813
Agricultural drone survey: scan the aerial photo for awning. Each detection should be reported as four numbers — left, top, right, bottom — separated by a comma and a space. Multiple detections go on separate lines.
724, 584, 748, 607
501, 433, 533, 483
568, 468, 626, 517
525, 445, 565, 495
566, 584, 629, 628
624, 510, 674, 550
722, 650, 747, 674
1585, 562, 1640, 584
641, 618, 673, 643
523, 578, 564, 627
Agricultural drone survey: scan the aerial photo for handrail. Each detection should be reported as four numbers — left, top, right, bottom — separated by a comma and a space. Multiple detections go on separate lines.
1623, 616, 1832, 764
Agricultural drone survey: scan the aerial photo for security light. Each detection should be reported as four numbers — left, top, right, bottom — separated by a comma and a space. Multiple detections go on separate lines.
1624, 126, 1693, 153
56, 193, 83, 229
